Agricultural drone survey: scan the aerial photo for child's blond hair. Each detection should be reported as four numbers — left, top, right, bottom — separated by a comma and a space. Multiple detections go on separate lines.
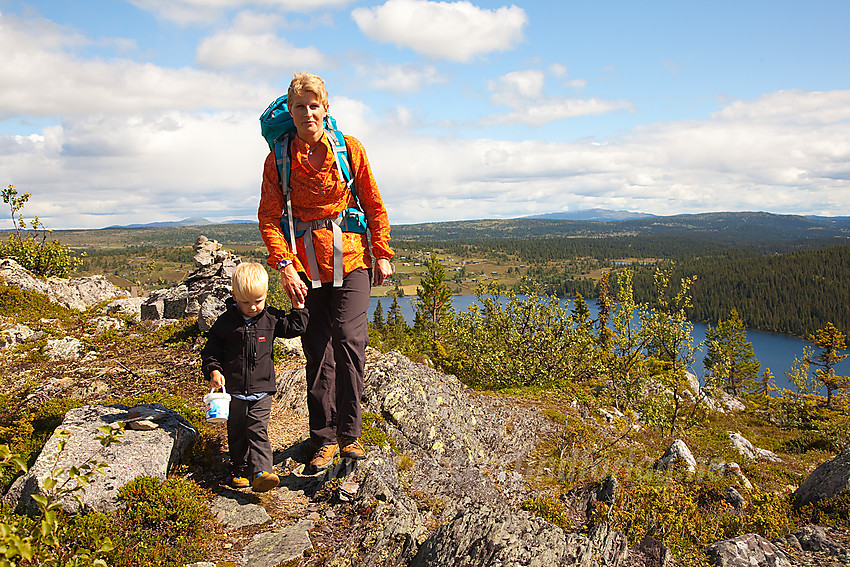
231, 262, 269, 301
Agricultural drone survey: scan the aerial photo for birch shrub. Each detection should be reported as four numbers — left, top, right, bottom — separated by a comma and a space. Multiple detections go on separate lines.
442, 282, 599, 389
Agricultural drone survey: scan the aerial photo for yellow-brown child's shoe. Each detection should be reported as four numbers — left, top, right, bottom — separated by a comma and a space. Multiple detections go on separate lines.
230, 476, 250, 489
252, 471, 279, 493
310, 443, 339, 471
339, 436, 367, 460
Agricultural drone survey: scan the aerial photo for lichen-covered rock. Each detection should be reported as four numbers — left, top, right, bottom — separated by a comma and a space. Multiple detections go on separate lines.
655, 439, 697, 473
0, 257, 128, 310
409, 505, 606, 567
728, 432, 781, 462
705, 534, 791, 567
4, 404, 197, 515
321, 350, 629, 567
45, 336, 82, 361
0, 323, 39, 349
103, 297, 144, 321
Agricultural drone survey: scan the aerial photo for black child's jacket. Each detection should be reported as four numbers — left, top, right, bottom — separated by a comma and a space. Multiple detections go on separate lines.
201, 298, 308, 395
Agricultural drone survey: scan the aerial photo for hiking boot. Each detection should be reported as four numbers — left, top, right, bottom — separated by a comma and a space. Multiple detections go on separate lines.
310, 443, 339, 471
252, 471, 279, 493
339, 436, 367, 460
230, 476, 250, 489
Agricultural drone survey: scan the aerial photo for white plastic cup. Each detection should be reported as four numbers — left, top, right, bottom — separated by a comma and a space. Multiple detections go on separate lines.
203, 387, 231, 423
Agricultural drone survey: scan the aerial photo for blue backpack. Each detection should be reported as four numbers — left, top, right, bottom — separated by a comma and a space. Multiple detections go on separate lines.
259, 95, 367, 259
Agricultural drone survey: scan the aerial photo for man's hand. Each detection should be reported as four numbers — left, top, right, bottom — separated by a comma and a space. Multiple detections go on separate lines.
373, 258, 392, 286
281, 264, 308, 306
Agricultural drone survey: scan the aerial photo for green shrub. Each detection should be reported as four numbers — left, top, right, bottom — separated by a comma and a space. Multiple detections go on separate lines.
794, 489, 850, 527
596, 475, 792, 565
443, 281, 599, 389
522, 496, 570, 531
0, 185, 82, 278
73, 476, 218, 567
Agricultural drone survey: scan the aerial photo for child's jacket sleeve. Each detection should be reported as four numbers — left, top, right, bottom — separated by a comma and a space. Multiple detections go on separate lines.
275, 307, 309, 339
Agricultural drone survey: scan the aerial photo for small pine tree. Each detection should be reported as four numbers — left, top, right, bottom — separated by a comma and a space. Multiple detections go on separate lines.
805, 322, 849, 409
703, 309, 760, 396
413, 252, 452, 339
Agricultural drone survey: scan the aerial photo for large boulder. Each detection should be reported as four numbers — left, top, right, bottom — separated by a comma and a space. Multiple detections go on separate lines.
705, 534, 791, 567
793, 450, 850, 507
4, 404, 198, 515
0, 258, 129, 310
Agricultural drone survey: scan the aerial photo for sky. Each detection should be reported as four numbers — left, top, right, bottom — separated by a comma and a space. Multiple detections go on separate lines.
1, 0, 849, 230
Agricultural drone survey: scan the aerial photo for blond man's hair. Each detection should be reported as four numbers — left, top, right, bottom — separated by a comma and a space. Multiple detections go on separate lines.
288, 72, 329, 108
231, 262, 269, 301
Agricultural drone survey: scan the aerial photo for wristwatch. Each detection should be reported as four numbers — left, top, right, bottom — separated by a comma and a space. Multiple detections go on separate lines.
276, 259, 294, 271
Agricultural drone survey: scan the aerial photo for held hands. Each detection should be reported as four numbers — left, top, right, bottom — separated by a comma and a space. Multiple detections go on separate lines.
374, 258, 392, 286
209, 370, 225, 390
281, 264, 308, 308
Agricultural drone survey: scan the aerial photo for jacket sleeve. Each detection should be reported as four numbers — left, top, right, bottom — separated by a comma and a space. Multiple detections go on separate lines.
275, 307, 309, 339
345, 135, 394, 261
200, 321, 226, 380
258, 151, 305, 273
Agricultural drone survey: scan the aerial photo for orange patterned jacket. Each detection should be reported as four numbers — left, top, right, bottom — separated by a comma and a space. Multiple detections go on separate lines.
258, 133, 393, 284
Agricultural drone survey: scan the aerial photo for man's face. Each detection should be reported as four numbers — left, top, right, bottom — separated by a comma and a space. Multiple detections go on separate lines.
289, 91, 327, 141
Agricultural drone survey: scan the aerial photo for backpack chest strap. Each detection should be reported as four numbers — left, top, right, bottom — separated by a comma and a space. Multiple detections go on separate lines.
297, 217, 345, 288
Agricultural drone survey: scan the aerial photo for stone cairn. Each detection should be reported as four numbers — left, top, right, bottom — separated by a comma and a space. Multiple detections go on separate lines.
140, 236, 240, 332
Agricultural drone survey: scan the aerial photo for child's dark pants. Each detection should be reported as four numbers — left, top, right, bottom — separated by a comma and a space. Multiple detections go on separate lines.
227, 395, 273, 477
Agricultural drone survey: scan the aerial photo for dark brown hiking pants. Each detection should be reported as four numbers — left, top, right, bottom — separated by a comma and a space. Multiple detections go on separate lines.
302, 268, 370, 447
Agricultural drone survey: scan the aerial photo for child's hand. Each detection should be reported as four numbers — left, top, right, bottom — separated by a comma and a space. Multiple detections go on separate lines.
293, 299, 305, 309
209, 370, 224, 390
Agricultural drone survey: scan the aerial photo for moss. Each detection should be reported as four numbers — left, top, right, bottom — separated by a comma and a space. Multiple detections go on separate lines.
0, 283, 76, 324
361, 412, 398, 453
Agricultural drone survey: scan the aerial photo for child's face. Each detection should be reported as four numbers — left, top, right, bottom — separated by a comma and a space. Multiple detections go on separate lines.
234, 291, 266, 318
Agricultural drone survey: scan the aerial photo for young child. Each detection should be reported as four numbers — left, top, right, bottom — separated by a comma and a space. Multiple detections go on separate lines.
201, 262, 308, 492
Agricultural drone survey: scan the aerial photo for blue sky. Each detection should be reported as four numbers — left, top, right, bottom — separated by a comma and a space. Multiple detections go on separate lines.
1, 0, 849, 229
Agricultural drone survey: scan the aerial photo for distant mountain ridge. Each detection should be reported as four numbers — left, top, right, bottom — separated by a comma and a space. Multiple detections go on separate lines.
524, 208, 656, 221
103, 217, 254, 229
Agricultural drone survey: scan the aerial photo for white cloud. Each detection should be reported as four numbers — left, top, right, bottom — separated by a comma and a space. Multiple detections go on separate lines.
128, 0, 353, 25
483, 69, 633, 126
0, 111, 269, 229
354, 89, 850, 223
195, 12, 330, 70
0, 12, 275, 118
352, 0, 527, 62
356, 62, 446, 94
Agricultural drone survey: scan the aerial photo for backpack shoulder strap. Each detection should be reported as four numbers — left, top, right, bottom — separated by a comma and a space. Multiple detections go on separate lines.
325, 116, 361, 210
274, 133, 297, 254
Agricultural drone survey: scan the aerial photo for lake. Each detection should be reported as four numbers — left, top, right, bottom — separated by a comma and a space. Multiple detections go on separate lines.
369, 294, 849, 393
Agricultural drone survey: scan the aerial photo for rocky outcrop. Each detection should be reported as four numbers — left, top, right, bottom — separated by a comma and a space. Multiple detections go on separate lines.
4, 404, 197, 515
317, 351, 628, 567
705, 534, 791, 567
0, 258, 129, 310
793, 449, 850, 507
140, 236, 238, 331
